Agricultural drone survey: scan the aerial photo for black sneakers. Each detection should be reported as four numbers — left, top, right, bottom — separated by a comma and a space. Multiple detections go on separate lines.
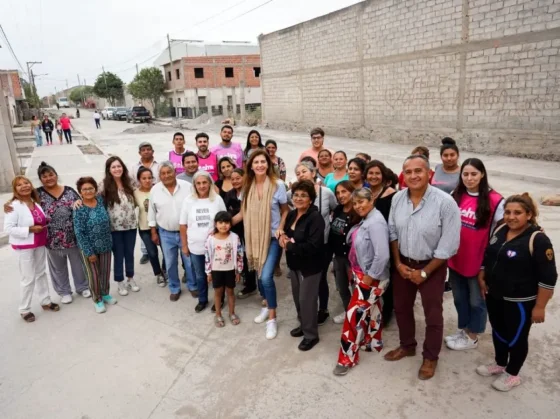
317, 310, 330, 326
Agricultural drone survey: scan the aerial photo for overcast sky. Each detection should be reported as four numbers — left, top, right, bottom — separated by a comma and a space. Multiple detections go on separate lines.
0, 0, 362, 96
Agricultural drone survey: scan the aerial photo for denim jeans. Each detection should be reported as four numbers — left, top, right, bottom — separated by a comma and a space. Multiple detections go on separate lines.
138, 229, 165, 276
34, 127, 43, 146
159, 228, 197, 294
449, 268, 487, 334
257, 239, 282, 309
190, 253, 207, 304
333, 255, 352, 310
111, 229, 136, 282
63, 129, 72, 143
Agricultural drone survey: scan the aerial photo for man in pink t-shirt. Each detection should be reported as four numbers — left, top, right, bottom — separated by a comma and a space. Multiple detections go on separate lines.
59, 113, 74, 144
210, 125, 243, 169
298, 127, 333, 163
195, 132, 218, 181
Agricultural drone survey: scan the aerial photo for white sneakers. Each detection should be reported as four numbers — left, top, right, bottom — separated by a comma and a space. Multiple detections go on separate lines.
476, 364, 521, 392
81, 289, 91, 298
60, 295, 73, 304
118, 282, 129, 296
266, 319, 278, 340
445, 329, 464, 343
254, 307, 269, 324
333, 312, 346, 324
447, 333, 478, 351
126, 279, 140, 292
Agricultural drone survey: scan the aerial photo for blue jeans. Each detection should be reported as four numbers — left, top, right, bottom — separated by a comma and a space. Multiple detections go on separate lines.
257, 239, 282, 309
190, 253, 207, 304
138, 229, 165, 276
449, 268, 487, 334
159, 228, 197, 294
111, 229, 136, 282
34, 127, 43, 146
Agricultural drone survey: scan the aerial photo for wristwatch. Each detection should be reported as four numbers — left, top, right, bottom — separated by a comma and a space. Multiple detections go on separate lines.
420, 270, 428, 280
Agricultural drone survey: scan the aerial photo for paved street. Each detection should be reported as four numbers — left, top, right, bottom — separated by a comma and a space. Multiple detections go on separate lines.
0, 109, 559, 419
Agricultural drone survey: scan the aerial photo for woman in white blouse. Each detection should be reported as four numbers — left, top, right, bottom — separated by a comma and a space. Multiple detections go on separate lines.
4, 176, 60, 322
180, 171, 226, 313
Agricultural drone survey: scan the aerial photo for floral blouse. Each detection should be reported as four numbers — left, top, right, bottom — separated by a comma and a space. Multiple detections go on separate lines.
273, 156, 287, 180
37, 186, 80, 250
106, 189, 137, 231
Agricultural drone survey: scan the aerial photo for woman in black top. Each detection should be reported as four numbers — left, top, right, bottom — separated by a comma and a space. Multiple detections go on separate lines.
328, 180, 361, 324
365, 160, 396, 222
279, 180, 325, 352
478, 193, 556, 392
215, 157, 236, 200
224, 168, 257, 299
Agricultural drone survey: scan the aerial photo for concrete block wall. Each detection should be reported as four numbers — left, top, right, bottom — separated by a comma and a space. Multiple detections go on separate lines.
259, 0, 560, 160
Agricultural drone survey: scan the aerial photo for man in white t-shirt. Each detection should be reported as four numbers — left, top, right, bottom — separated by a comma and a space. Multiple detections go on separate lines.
93, 110, 101, 129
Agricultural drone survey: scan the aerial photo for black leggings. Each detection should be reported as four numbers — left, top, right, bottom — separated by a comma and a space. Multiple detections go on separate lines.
44, 131, 53, 144
486, 294, 535, 376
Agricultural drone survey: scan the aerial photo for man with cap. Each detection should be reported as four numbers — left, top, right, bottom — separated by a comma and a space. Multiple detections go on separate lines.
131, 142, 160, 264
132, 142, 160, 187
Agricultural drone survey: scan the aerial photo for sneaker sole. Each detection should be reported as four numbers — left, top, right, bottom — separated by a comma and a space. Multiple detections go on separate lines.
237, 290, 257, 299
492, 381, 521, 392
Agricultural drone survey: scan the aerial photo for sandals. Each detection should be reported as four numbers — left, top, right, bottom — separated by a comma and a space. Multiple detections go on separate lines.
229, 314, 241, 326
215, 316, 225, 328
21, 312, 35, 323
41, 303, 60, 312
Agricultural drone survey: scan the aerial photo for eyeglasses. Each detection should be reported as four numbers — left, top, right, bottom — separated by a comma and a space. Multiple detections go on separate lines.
81, 188, 96, 193
293, 193, 310, 199
311, 136, 323, 141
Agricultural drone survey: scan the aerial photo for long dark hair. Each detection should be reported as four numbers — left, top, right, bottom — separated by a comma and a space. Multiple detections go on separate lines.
102, 156, 134, 208
244, 130, 264, 157
452, 158, 491, 228
335, 180, 361, 225
242, 149, 277, 209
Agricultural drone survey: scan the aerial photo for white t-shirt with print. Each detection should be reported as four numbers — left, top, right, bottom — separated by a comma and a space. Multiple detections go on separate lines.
179, 196, 226, 255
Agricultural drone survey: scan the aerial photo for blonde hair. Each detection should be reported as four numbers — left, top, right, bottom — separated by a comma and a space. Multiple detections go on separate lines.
11, 176, 40, 203
505, 193, 539, 225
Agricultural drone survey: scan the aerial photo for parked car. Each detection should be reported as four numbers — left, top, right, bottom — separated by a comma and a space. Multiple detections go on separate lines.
112, 107, 128, 120
126, 106, 152, 123
101, 106, 116, 120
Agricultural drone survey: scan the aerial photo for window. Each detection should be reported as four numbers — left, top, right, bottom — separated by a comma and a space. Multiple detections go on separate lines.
194, 68, 204, 79
227, 96, 233, 107
176, 69, 180, 79
177, 97, 181, 103
225, 67, 234, 78
198, 96, 207, 107
253, 67, 261, 78
167, 71, 171, 82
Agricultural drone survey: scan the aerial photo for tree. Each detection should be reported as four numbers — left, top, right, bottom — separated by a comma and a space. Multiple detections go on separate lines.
93, 71, 124, 106
69, 86, 93, 104
21, 78, 41, 108
127, 67, 165, 117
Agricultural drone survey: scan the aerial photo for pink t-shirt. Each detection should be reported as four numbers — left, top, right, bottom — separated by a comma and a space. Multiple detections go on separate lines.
12, 204, 48, 250
298, 147, 334, 163
59, 117, 71, 130
211, 142, 243, 169
197, 152, 218, 181
448, 190, 503, 277
169, 150, 187, 175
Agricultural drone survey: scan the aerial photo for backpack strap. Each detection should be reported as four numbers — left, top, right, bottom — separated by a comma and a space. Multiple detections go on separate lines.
529, 231, 543, 256
491, 222, 507, 238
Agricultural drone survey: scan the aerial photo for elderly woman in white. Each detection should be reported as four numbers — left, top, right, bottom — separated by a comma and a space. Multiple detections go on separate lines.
180, 171, 227, 313
4, 176, 60, 322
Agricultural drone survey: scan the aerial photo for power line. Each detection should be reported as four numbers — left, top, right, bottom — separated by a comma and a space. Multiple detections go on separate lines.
0, 24, 28, 77
207, 0, 276, 30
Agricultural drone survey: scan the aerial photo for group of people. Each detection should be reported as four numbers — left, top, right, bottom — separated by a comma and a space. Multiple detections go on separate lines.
4, 125, 556, 392
30, 113, 75, 146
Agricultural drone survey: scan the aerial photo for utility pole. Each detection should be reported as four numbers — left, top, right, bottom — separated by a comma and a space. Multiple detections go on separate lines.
66, 79, 69, 90
167, 33, 178, 118
26, 61, 41, 107
102, 65, 110, 105
136, 63, 139, 76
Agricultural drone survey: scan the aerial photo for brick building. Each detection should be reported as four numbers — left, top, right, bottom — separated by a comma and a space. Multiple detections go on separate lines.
154, 41, 262, 118
0, 70, 25, 125
259, 0, 560, 161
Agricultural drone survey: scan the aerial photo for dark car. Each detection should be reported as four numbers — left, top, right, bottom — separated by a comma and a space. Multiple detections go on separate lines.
126, 106, 152, 123
112, 107, 128, 120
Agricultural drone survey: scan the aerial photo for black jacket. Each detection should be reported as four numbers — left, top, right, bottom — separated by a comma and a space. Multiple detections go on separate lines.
483, 224, 557, 301
285, 205, 325, 276
328, 205, 359, 257
224, 188, 244, 239
42, 119, 54, 132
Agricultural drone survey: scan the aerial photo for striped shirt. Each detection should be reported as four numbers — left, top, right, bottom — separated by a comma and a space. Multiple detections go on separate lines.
389, 185, 461, 261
